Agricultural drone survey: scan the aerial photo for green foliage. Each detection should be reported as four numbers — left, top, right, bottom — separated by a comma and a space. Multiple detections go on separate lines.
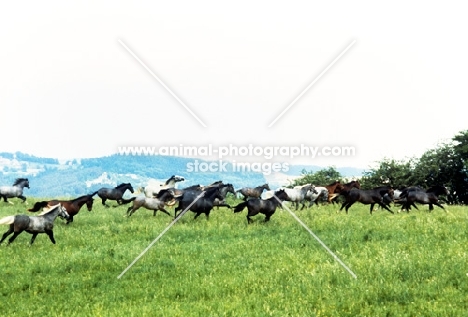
292, 166, 343, 187
360, 130, 468, 203
0, 198, 467, 316
361, 158, 415, 189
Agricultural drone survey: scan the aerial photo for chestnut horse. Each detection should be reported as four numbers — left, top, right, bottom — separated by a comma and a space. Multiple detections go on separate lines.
28, 192, 97, 224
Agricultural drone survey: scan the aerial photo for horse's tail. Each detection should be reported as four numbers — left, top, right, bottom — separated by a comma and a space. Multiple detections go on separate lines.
233, 201, 248, 213
0, 216, 15, 225
120, 197, 137, 205
28, 201, 49, 212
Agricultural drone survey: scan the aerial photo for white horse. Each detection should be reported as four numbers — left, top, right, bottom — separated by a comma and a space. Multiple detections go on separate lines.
0, 178, 30, 204
141, 175, 185, 198
126, 189, 179, 217
283, 184, 316, 210
303, 186, 329, 208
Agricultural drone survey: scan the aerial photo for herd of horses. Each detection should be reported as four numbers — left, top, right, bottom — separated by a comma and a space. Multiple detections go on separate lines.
0, 176, 450, 245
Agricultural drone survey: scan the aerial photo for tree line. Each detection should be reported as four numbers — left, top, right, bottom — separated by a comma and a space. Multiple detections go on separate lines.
293, 130, 468, 204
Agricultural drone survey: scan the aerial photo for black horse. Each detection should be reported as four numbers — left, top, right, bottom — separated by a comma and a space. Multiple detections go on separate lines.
339, 186, 394, 214
233, 189, 289, 223
236, 184, 270, 201
0, 204, 70, 245
174, 186, 224, 220
213, 183, 236, 209
97, 183, 134, 207
400, 185, 449, 212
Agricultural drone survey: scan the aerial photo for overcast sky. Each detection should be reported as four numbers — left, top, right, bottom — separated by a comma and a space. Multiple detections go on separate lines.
1, 1, 467, 169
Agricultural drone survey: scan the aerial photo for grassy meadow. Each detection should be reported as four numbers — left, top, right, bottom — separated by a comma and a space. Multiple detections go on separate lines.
0, 196, 467, 316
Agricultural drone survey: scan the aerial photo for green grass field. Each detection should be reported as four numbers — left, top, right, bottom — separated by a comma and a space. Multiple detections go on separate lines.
0, 197, 467, 316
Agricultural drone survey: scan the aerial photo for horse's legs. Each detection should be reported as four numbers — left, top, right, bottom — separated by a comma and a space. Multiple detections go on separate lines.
369, 203, 375, 214
339, 201, 349, 212
174, 206, 182, 218
66, 215, 74, 224
7, 231, 23, 245
19, 195, 27, 204
30, 233, 39, 245
0, 225, 14, 244
194, 212, 201, 220
45, 229, 56, 244
126, 206, 136, 217
345, 201, 356, 214
159, 208, 172, 217
377, 201, 394, 214
432, 202, 447, 212
101, 198, 108, 207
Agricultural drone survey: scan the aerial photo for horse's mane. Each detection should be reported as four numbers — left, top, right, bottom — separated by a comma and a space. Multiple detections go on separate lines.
13, 178, 28, 186
426, 185, 447, 193
38, 204, 61, 216
165, 176, 176, 185
72, 193, 96, 202
116, 183, 130, 189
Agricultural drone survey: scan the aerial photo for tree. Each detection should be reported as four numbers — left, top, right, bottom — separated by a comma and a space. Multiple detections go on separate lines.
360, 158, 415, 189
292, 167, 342, 187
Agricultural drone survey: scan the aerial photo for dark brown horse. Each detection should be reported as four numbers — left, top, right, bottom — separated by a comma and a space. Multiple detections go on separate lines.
236, 184, 270, 201
233, 189, 288, 223
339, 186, 394, 214
28, 192, 97, 224
331, 180, 361, 204
400, 185, 449, 212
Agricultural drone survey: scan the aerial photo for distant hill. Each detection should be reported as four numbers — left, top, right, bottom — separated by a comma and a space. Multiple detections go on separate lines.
0, 152, 364, 198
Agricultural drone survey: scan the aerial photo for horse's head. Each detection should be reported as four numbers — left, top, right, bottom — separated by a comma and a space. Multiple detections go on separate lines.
274, 189, 289, 201
14, 178, 29, 188
264, 184, 271, 191
86, 197, 94, 212
127, 183, 134, 194
387, 187, 395, 199
58, 205, 70, 221
309, 185, 318, 195
225, 184, 235, 195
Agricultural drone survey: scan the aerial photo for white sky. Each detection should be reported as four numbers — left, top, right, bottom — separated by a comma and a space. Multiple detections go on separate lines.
1, 1, 467, 169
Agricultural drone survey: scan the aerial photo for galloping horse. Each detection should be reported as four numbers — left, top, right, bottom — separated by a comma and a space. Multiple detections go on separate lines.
142, 175, 185, 198
97, 183, 134, 207
339, 186, 394, 214
236, 184, 270, 201
126, 189, 177, 217
324, 181, 342, 203
332, 180, 361, 204
0, 178, 30, 204
233, 189, 289, 223
213, 183, 236, 209
174, 186, 224, 220
400, 185, 449, 212
0, 204, 70, 245
28, 192, 97, 224
286, 184, 315, 210
304, 186, 329, 208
